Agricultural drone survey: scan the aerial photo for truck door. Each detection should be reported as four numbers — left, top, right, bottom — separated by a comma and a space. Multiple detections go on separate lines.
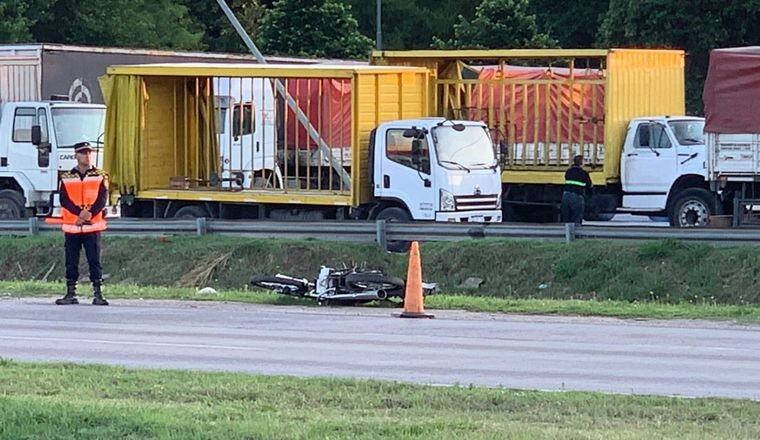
622, 122, 677, 210
9, 106, 55, 192
377, 128, 435, 220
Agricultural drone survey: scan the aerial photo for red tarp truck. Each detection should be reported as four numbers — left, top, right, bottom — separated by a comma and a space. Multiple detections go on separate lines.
705, 47, 760, 225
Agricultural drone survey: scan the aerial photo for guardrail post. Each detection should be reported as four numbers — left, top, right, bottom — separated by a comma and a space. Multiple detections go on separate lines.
375, 219, 387, 250
28, 217, 39, 236
564, 223, 576, 243
196, 217, 207, 236
733, 197, 741, 227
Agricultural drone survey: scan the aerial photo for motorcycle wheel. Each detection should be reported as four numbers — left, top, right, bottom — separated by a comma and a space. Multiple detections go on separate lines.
344, 273, 405, 296
250, 275, 309, 296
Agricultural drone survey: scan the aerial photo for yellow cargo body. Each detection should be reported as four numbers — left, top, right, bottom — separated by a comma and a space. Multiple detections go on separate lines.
371, 49, 685, 186
101, 63, 431, 208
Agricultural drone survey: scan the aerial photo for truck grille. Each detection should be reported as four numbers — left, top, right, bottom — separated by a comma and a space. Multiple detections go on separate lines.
455, 194, 500, 211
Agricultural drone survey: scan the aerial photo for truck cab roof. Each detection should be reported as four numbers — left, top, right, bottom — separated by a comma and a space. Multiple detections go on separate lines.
630, 116, 704, 124
377, 118, 487, 131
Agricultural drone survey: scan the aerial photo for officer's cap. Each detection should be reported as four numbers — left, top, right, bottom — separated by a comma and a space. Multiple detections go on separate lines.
74, 142, 93, 153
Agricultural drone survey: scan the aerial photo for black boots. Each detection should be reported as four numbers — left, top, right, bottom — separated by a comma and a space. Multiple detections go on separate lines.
55, 281, 108, 305
55, 282, 79, 305
92, 281, 109, 306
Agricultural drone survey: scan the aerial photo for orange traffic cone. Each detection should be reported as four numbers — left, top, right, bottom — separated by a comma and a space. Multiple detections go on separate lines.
398, 241, 434, 319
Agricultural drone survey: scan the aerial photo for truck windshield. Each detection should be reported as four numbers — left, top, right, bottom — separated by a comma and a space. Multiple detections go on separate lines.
668, 120, 705, 145
432, 125, 496, 170
51, 108, 106, 148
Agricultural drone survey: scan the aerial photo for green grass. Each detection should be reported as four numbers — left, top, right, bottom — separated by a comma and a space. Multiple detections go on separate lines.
0, 360, 758, 439
3, 234, 760, 319
4, 280, 760, 321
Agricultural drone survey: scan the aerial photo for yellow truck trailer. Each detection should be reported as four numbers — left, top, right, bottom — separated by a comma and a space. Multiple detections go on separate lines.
372, 50, 708, 225
100, 63, 503, 224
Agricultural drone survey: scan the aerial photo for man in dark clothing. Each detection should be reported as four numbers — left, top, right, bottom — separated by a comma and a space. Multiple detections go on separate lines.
55, 142, 110, 306
561, 155, 592, 225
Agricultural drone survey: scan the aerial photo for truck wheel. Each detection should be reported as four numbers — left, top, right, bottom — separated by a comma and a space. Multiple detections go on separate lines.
173, 205, 209, 219
376, 207, 411, 252
585, 212, 615, 222
0, 190, 25, 220
670, 188, 721, 228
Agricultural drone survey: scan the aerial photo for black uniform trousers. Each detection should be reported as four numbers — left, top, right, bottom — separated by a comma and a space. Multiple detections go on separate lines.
561, 191, 585, 225
65, 232, 102, 284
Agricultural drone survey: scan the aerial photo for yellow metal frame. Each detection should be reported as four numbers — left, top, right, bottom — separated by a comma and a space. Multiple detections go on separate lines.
138, 189, 352, 206
107, 63, 430, 78
371, 49, 686, 185
372, 49, 610, 60
104, 63, 433, 209
502, 171, 606, 186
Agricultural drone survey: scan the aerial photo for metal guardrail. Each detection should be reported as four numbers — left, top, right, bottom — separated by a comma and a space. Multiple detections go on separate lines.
3, 217, 760, 249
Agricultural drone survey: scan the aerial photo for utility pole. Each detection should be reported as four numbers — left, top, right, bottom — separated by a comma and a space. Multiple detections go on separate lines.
376, 0, 382, 51
215, 0, 351, 189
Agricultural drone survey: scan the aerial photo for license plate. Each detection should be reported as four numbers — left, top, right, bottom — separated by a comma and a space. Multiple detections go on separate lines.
470, 215, 484, 223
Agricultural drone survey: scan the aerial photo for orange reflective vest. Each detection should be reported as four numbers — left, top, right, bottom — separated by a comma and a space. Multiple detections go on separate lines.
60, 169, 108, 234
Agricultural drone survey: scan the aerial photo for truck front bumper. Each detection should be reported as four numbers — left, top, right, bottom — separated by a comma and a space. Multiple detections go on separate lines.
435, 210, 502, 223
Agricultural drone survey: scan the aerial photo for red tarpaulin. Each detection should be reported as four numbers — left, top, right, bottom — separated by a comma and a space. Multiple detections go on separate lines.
468, 65, 605, 144
704, 47, 760, 134
285, 78, 352, 149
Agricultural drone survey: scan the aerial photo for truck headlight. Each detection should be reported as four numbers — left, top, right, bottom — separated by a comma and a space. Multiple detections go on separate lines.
440, 189, 455, 211
496, 195, 502, 209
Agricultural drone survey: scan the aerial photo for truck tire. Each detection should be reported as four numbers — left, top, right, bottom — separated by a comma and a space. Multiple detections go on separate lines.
670, 188, 721, 228
376, 207, 411, 253
585, 212, 615, 222
173, 205, 209, 219
0, 190, 25, 220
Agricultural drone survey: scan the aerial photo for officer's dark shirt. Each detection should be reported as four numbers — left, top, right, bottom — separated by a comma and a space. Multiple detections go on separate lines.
59, 166, 108, 217
564, 165, 592, 195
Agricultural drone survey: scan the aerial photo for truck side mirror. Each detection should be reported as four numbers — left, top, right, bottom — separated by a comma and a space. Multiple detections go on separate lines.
31, 125, 42, 146
499, 140, 508, 156
411, 139, 422, 166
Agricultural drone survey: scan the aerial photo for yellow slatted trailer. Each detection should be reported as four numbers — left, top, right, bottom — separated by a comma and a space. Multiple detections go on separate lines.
100, 63, 431, 217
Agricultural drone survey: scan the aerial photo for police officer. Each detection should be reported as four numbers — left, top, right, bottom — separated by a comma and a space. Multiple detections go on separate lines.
55, 142, 109, 306
561, 155, 592, 225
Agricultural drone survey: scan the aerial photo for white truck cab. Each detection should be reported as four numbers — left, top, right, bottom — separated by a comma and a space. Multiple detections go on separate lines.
0, 100, 107, 219
619, 116, 710, 225
213, 78, 279, 189
373, 118, 502, 223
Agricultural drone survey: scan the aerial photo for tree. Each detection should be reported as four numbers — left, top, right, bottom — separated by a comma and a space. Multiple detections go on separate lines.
260, 0, 373, 58
30, 0, 203, 50
598, 0, 760, 113
182, 0, 264, 53
434, 0, 555, 49
340, 0, 480, 50
0, 0, 33, 42
529, 0, 608, 48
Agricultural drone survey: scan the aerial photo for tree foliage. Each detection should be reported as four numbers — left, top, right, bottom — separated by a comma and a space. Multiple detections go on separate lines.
30, 0, 203, 50
340, 0, 480, 50
260, 0, 373, 58
0, 0, 33, 42
182, 0, 264, 53
599, 0, 760, 113
529, 0, 608, 48
434, 0, 555, 49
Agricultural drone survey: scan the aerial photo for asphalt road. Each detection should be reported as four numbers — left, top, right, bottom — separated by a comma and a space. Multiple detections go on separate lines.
1, 298, 758, 400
